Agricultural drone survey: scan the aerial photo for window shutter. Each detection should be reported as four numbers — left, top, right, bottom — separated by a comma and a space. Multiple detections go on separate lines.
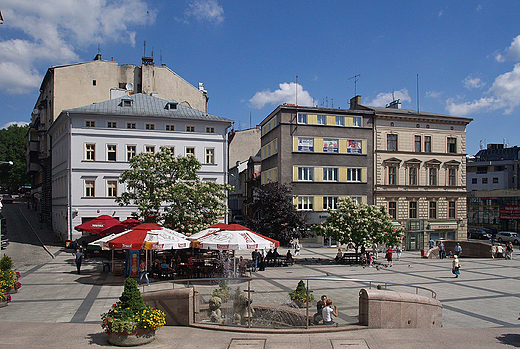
315, 167, 323, 182
339, 168, 347, 182
308, 114, 317, 125
362, 168, 367, 183
314, 138, 323, 153
315, 196, 324, 211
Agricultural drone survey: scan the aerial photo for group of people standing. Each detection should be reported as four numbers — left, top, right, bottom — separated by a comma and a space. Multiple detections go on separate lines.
491, 242, 514, 259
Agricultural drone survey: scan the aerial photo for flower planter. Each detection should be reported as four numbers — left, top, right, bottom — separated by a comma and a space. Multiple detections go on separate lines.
5, 288, 17, 294
107, 329, 155, 346
292, 299, 311, 308
0, 300, 8, 308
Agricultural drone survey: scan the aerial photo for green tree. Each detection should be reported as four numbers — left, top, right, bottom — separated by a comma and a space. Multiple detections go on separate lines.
245, 182, 307, 245
117, 146, 232, 235
312, 198, 403, 259
0, 124, 30, 190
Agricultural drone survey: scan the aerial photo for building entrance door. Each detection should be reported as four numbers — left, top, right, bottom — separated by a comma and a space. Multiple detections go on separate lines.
406, 232, 424, 251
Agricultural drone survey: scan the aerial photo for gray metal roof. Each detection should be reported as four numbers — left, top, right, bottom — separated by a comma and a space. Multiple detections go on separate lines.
64, 93, 232, 124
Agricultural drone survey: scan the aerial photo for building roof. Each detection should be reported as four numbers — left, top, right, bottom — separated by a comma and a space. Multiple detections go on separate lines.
473, 146, 520, 161
64, 93, 232, 124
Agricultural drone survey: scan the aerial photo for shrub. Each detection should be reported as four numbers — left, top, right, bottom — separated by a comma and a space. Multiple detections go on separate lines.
0, 255, 13, 271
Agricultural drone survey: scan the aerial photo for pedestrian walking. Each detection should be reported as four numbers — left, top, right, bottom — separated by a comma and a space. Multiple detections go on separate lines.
73, 249, 83, 274
251, 249, 259, 272
294, 242, 301, 256
438, 241, 445, 259
429, 238, 435, 249
396, 246, 402, 260
454, 243, 462, 257
452, 255, 461, 278
138, 260, 149, 285
505, 242, 513, 260
385, 247, 393, 266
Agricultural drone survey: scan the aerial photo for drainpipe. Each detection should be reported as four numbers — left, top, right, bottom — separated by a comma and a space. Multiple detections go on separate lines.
68, 113, 73, 241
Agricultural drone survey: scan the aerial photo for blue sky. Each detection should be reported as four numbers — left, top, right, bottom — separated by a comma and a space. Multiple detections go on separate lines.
1, 0, 520, 155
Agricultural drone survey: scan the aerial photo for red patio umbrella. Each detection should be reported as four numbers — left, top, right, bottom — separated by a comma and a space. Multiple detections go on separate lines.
98, 218, 141, 236
74, 215, 120, 235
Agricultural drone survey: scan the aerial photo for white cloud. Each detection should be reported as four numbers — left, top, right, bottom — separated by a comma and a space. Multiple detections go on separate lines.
446, 63, 520, 115
364, 89, 412, 107
0, 0, 155, 94
426, 91, 443, 98
185, 0, 224, 24
476, 4, 482, 12
2, 121, 29, 129
463, 75, 486, 90
495, 35, 520, 62
249, 83, 314, 109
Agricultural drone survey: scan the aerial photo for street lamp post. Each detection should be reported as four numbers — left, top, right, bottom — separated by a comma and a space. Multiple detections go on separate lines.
0, 161, 14, 252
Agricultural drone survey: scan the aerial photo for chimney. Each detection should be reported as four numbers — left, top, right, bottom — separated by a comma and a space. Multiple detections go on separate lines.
141, 56, 155, 95
93, 53, 102, 61
350, 95, 361, 109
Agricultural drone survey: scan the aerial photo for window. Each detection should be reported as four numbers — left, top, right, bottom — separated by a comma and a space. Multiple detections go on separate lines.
107, 145, 116, 161
387, 134, 398, 151
206, 127, 215, 133
297, 138, 314, 152
107, 181, 117, 197
388, 166, 397, 185
448, 168, 456, 186
409, 201, 417, 219
409, 167, 418, 185
493, 177, 499, 184
429, 201, 437, 219
126, 122, 136, 129
86, 120, 95, 127
127, 145, 136, 161
323, 139, 339, 153
335, 116, 344, 126
482, 178, 488, 184
424, 136, 431, 152
323, 197, 338, 210
323, 168, 338, 181
165, 124, 175, 131
186, 147, 195, 156
477, 166, 487, 174
297, 113, 307, 124
166, 102, 177, 110
449, 201, 456, 219
429, 168, 437, 186
298, 167, 314, 181
388, 202, 397, 219
85, 144, 95, 161
92, 80, 96, 86
353, 117, 361, 127
186, 125, 195, 132
145, 123, 155, 130
317, 115, 326, 125
447, 137, 457, 153
145, 146, 155, 154
415, 135, 421, 152
122, 99, 132, 107
472, 178, 477, 184
347, 168, 362, 182
107, 121, 117, 128
85, 180, 95, 197
205, 148, 215, 164
298, 196, 313, 210
495, 166, 504, 171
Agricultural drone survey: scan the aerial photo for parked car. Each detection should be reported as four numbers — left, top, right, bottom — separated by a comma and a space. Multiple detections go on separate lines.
495, 232, 520, 245
1, 194, 14, 204
467, 227, 492, 240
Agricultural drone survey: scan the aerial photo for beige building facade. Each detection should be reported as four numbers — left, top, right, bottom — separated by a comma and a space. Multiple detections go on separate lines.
350, 96, 472, 250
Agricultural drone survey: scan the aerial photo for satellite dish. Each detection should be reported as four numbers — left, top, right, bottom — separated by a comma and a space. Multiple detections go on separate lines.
126, 82, 134, 91
32, 108, 39, 115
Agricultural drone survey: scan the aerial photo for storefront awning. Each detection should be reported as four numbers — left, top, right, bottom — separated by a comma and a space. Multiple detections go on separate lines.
429, 222, 458, 230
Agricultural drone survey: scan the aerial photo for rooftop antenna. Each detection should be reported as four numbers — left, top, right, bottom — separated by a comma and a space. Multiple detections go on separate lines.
151, 46, 154, 59
349, 74, 361, 96
295, 75, 298, 106
143, 40, 146, 56
249, 112, 252, 129
160, 50, 163, 65
417, 74, 420, 112
97, 44, 101, 55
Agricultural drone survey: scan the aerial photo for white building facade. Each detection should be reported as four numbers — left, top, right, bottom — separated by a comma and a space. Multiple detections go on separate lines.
49, 94, 232, 241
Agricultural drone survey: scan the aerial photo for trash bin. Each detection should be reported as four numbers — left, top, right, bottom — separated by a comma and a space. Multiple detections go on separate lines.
420, 248, 425, 257
65, 239, 72, 248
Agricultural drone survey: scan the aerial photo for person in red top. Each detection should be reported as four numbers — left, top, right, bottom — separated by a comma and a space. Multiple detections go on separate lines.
386, 247, 394, 267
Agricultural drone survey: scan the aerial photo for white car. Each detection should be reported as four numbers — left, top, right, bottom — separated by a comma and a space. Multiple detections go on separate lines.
495, 232, 519, 245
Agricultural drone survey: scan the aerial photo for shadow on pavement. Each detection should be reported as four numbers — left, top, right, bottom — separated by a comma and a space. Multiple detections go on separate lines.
496, 333, 520, 347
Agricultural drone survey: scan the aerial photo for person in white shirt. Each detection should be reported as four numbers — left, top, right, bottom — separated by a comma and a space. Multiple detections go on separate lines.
322, 299, 338, 325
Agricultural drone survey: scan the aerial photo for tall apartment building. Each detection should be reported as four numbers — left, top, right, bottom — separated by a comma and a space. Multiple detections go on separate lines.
48, 93, 232, 241
27, 55, 209, 226
258, 104, 374, 245
350, 96, 472, 250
